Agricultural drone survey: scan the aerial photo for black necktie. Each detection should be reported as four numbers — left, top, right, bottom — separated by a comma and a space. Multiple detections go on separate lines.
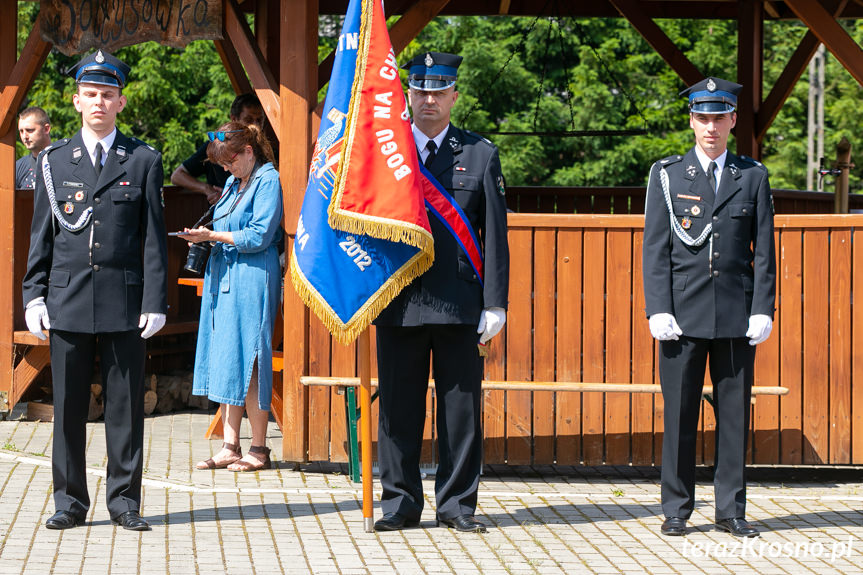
424, 140, 437, 169
707, 160, 717, 195
94, 144, 104, 179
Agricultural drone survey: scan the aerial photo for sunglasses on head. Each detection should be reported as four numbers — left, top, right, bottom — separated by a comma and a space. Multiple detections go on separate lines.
207, 130, 243, 142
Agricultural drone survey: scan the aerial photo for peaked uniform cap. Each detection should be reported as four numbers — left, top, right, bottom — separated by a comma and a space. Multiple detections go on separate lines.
402, 52, 463, 90
680, 77, 742, 114
68, 50, 131, 88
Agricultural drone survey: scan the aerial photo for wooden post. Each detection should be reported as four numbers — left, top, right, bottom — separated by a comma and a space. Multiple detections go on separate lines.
280, 0, 317, 462
0, 0, 17, 414
737, 0, 764, 159
833, 137, 852, 214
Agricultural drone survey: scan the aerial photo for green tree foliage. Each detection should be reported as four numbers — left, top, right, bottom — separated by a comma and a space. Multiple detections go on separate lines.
15, 3, 863, 191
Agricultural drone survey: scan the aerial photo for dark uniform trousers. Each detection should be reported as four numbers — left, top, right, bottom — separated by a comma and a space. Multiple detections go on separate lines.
376, 325, 484, 521
23, 129, 168, 521
643, 147, 775, 523
659, 336, 755, 521
50, 329, 146, 520
374, 124, 509, 521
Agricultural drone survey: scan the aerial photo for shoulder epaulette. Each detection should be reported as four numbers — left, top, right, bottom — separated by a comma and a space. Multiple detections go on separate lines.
43, 138, 71, 155
738, 154, 765, 169
460, 129, 493, 146
130, 137, 157, 152
659, 154, 683, 166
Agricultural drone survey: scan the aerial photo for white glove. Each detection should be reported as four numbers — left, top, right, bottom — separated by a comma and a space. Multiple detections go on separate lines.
648, 313, 683, 341
477, 307, 506, 344
746, 314, 773, 346
139, 313, 167, 339
25, 297, 50, 340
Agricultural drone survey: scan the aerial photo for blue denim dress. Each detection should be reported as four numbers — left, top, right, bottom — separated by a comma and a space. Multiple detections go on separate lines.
192, 162, 283, 409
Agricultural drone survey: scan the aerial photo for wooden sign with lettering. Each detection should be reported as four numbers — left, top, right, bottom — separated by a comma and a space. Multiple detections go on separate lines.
40, 0, 223, 56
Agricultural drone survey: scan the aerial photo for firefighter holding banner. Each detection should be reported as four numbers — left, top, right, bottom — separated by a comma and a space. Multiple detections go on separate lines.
372, 52, 510, 533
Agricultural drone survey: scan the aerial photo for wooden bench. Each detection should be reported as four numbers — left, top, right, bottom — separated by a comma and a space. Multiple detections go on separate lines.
300, 376, 789, 482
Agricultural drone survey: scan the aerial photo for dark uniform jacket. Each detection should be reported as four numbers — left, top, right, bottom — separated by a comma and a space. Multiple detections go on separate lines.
375, 125, 510, 326
23, 129, 168, 333
642, 147, 776, 339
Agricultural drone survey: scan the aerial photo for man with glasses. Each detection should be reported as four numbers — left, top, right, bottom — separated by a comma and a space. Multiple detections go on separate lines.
372, 52, 510, 533
170, 94, 264, 204
642, 77, 776, 538
23, 50, 168, 532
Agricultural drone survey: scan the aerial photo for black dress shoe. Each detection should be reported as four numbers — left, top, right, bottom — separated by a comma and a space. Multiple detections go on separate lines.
437, 514, 488, 533
45, 510, 81, 530
373, 512, 420, 531
715, 517, 759, 537
660, 517, 687, 536
112, 511, 151, 531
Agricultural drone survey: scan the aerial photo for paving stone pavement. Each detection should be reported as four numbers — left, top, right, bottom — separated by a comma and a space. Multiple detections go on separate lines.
1, 411, 862, 574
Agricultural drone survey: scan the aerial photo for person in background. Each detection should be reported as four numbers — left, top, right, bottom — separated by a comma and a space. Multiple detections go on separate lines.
23, 50, 168, 532
642, 77, 776, 539
16, 106, 52, 189
170, 94, 265, 204
372, 52, 510, 533
180, 122, 283, 472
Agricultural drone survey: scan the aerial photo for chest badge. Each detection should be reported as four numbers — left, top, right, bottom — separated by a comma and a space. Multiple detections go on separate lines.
64, 203, 74, 214
690, 205, 701, 216
681, 216, 692, 229
74, 191, 84, 201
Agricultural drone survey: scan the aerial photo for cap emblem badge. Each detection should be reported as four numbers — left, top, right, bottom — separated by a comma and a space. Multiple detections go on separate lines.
706, 78, 716, 92
425, 53, 434, 67
95, 50, 105, 64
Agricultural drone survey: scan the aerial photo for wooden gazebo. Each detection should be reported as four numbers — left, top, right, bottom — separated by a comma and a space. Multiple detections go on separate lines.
1, 0, 862, 467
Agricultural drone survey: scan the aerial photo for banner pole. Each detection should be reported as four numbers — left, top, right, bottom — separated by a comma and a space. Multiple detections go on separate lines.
358, 328, 374, 532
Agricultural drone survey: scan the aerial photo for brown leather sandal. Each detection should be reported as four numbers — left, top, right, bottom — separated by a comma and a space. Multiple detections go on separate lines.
195, 442, 242, 470
228, 445, 272, 472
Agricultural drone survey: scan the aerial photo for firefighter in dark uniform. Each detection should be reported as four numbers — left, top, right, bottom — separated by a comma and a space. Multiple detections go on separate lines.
372, 52, 510, 533
23, 50, 168, 532
642, 77, 776, 538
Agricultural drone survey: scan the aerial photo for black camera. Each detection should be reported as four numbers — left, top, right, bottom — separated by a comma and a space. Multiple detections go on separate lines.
183, 205, 216, 275
184, 242, 211, 274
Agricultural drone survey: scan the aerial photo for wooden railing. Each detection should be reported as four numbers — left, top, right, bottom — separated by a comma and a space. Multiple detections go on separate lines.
506, 186, 863, 214
299, 213, 863, 466
5, 187, 862, 466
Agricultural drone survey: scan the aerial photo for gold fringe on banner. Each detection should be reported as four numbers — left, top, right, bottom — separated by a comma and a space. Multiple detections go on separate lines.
290, 248, 433, 345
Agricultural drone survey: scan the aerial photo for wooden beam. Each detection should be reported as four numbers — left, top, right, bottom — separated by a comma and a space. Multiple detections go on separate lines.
736, 0, 763, 158
498, 0, 511, 15
224, 0, 281, 129
11, 346, 51, 410
0, 0, 16, 407
389, 0, 452, 55
280, 0, 316, 462
214, 40, 254, 95
608, 0, 702, 87
0, 13, 52, 136
757, 0, 849, 141
785, 0, 863, 86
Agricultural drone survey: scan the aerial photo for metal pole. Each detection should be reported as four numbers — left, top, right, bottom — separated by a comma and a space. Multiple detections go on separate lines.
358, 328, 375, 532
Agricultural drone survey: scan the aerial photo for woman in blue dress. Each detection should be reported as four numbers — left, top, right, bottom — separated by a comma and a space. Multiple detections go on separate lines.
180, 122, 282, 472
